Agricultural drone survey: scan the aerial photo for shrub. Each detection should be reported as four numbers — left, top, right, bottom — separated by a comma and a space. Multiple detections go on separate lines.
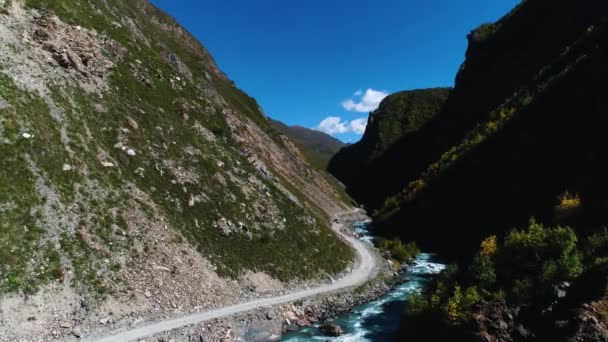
585, 227, 608, 260
469, 254, 496, 289
405, 292, 430, 316
445, 285, 464, 322
555, 191, 582, 221
502, 219, 582, 300
374, 238, 419, 263
463, 286, 482, 310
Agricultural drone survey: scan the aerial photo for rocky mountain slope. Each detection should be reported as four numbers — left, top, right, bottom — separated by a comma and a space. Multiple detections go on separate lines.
328, 88, 451, 209
269, 118, 345, 170
0, 0, 354, 339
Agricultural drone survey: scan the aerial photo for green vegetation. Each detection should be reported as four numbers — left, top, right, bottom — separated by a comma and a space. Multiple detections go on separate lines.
0, 0, 355, 298
365, 88, 452, 156
373, 237, 419, 264
469, 23, 498, 44
402, 220, 591, 332
269, 119, 345, 170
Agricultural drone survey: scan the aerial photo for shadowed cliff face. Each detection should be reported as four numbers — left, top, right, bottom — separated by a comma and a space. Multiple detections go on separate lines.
328, 0, 608, 256
373, 0, 608, 256
328, 88, 451, 209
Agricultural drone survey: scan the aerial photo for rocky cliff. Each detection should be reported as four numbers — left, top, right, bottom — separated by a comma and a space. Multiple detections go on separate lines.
373, 0, 608, 256
325, 0, 608, 340
0, 0, 353, 339
328, 88, 451, 209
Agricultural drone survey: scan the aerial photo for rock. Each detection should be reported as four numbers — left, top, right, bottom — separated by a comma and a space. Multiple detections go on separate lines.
59, 321, 73, 328
478, 331, 493, 342
215, 219, 233, 237
212, 172, 227, 187
284, 311, 298, 321
498, 319, 508, 330
295, 319, 310, 327
22, 132, 32, 139
515, 324, 529, 338
127, 116, 139, 130
320, 323, 343, 337
62, 164, 72, 171
99, 317, 110, 324
101, 161, 114, 168
144, 290, 152, 298
126, 148, 136, 156
71, 327, 82, 338
0, 97, 9, 110
241, 319, 282, 342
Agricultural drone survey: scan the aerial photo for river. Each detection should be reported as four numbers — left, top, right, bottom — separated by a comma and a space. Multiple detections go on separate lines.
281, 220, 446, 342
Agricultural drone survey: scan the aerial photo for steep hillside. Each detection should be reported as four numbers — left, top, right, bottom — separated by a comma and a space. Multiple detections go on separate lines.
325, 0, 608, 340
328, 88, 451, 208
269, 118, 345, 170
0, 0, 352, 339
374, 0, 608, 255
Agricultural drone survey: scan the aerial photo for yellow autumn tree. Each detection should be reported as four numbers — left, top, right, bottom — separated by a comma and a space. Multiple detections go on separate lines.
555, 191, 581, 221
480, 235, 497, 257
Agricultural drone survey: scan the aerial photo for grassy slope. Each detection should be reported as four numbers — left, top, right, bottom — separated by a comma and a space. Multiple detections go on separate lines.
0, 0, 353, 298
269, 118, 345, 171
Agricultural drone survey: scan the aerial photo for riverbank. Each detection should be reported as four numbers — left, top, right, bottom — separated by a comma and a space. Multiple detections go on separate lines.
283, 253, 446, 341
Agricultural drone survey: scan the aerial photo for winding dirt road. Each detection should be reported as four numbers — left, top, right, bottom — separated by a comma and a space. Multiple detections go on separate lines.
86, 214, 378, 342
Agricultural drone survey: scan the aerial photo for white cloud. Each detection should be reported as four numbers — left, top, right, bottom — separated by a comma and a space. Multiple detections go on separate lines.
349, 117, 368, 134
316, 116, 368, 135
317, 116, 348, 134
341, 88, 388, 113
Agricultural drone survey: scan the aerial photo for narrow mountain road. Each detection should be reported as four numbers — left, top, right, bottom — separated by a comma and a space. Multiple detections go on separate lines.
86, 212, 379, 342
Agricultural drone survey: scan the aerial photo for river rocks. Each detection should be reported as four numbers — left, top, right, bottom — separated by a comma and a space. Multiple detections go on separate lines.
295, 318, 310, 327
241, 319, 282, 342
320, 323, 343, 336
284, 311, 298, 322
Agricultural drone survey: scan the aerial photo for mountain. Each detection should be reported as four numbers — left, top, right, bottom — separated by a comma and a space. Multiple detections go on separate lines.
0, 0, 353, 339
372, 0, 608, 256
326, 0, 608, 340
328, 88, 451, 209
269, 118, 345, 170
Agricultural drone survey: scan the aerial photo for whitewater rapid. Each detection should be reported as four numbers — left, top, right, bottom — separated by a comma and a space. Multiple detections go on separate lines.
281, 221, 446, 342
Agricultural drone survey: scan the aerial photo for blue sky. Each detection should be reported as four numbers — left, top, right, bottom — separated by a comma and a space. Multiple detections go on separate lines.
150, 0, 520, 142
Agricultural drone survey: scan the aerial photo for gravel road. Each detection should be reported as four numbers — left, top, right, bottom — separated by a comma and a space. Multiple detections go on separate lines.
86, 213, 378, 342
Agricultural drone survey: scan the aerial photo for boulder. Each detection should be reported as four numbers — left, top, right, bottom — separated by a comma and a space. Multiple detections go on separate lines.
215, 219, 233, 237
320, 323, 343, 337
0, 97, 9, 110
